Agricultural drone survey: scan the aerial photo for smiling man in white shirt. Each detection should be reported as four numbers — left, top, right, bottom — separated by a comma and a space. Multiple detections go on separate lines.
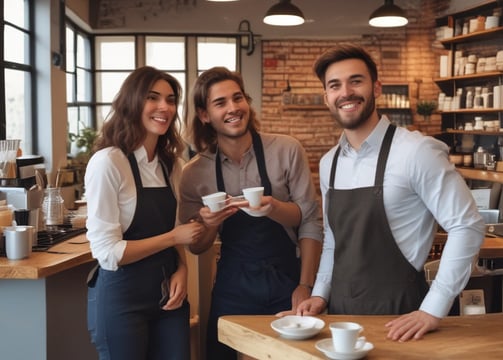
293, 43, 485, 342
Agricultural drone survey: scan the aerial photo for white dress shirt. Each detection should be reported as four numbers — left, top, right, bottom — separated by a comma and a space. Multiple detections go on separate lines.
313, 117, 485, 318
85, 146, 183, 271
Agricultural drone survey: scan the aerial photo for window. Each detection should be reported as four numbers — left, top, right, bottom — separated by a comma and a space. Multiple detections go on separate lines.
94, 36, 136, 128
94, 35, 238, 129
197, 37, 237, 72
1, 0, 34, 155
66, 21, 93, 155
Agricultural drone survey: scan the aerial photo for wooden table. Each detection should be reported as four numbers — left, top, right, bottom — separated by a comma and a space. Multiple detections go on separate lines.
218, 313, 503, 359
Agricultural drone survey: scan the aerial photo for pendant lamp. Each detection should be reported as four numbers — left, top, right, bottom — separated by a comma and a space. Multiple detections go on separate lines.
263, 0, 305, 26
369, 0, 408, 28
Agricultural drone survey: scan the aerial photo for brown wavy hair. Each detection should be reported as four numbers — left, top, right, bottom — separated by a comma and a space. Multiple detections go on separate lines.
93, 66, 184, 172
188, 67, 259, 153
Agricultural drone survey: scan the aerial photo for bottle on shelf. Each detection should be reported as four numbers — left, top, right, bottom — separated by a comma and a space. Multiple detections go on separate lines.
465, 88, 474, 109
473, 87, 483, 109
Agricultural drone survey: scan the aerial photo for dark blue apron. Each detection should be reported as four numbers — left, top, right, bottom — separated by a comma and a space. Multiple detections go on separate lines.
206, 131, 300, 359
87, 153, 190, 360
327, 125, 429, 315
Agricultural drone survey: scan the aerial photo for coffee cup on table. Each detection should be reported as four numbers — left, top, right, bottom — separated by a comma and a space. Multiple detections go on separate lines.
202, 192, 227, 212
329, 321, 364, 353
242, 187, 264, 208
4, 225, 34, 260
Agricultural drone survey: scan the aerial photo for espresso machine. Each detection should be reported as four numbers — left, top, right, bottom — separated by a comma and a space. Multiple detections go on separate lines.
0, 154, 45, 233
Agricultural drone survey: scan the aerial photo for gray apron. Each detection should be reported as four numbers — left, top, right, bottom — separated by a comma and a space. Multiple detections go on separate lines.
327, 125, 429, 315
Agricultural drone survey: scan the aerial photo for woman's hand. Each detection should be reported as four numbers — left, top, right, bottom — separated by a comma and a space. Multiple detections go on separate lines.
171, 221, 205, 246
162, 263, 188, 311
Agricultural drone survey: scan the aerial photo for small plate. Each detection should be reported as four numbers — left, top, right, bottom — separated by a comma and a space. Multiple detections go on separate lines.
271, 315, 325, 340
315, 338, 373, 360
240, 204, 272, 217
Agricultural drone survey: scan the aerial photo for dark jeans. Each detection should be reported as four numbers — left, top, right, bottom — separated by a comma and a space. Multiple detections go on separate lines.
87, 266, 190, 360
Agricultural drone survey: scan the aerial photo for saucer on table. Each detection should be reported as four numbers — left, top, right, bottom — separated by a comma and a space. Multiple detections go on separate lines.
270, 315, 325, 340
315, 338, 374, 360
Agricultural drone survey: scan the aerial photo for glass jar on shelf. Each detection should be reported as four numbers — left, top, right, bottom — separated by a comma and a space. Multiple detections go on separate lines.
42, 187, 65, 231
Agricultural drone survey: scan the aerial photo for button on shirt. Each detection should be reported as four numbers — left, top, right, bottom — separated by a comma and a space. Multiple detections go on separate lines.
313, 117, 485, 318
85, 146, 183, 271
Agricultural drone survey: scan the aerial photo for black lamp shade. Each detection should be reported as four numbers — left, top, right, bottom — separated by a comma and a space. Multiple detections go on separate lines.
263, 0, 305, 26
369, 0, 408, 27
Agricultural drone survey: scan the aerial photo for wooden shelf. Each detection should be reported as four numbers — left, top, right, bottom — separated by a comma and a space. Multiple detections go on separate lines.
439, 26, 503, 45
434, 71, 503, 83
441, 109, 503, 114
377, 107, 411, 111
282, 105, 327, 111
446, 129, 503, 136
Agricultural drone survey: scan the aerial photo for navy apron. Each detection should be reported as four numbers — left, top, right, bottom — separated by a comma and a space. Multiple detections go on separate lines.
87, 153, 190, 360
206, 131, 300, 359
327, 125, 429, 315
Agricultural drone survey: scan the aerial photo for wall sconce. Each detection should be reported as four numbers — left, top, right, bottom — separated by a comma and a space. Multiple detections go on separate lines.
238, 20, 255, 56
369, 0, 408, 28
263, 0, 305, 26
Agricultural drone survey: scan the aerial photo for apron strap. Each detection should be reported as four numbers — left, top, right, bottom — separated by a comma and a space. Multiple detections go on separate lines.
215, 131, 272, 196
374, 124, 396, 187
328, 124, 396, 189
251, 131, 272, 196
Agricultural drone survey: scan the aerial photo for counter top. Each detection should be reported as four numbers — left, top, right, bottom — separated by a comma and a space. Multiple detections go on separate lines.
1, 234, 503, 280
218, 313, 503, 359
0, 234, 93, 279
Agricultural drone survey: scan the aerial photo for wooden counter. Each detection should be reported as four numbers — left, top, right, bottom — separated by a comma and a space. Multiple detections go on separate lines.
218, 313, 503, 359
433, 233, 503, 259
0, 233, 93, 279
480, 237, 503, 258
1, 234, 502, 280
0, 233, 97, 360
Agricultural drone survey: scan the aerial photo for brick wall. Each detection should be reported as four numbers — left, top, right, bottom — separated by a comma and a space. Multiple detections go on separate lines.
259, 0, 447, 194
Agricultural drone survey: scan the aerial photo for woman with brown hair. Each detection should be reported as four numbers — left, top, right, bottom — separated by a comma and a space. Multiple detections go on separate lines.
85, 66, 204, 360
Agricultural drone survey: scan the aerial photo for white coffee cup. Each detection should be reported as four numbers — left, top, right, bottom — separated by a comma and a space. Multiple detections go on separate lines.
4, 225, 33, 260
242, 187, 264, 208
202, 192, 227, 212
329, 321, 363, 353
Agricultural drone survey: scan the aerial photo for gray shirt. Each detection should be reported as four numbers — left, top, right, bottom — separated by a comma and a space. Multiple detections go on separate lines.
178, 132, 323, 245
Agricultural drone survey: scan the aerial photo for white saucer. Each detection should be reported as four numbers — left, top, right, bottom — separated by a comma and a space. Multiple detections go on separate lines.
271, 315, 325, 340
315, 338, 373, 360
240, 204, 272, 217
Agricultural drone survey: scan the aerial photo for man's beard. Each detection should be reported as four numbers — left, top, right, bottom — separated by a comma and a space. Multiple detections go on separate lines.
332, 95, 376, 130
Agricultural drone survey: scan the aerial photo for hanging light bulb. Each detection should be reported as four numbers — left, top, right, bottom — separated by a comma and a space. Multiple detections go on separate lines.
263, 0, 305, 26
369, 0, 408, 28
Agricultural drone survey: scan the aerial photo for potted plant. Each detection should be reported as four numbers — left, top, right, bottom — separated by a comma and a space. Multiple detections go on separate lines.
68, 125, 98, 164
416, 100, 437, 121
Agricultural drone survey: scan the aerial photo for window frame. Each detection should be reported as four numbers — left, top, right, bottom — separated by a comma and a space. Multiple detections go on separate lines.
1, 0, 35, 153
65, 18, 95, 152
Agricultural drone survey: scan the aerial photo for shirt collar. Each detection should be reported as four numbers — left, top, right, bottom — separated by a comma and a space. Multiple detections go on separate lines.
134, 146, 158, 167
338, 115, 391, 155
